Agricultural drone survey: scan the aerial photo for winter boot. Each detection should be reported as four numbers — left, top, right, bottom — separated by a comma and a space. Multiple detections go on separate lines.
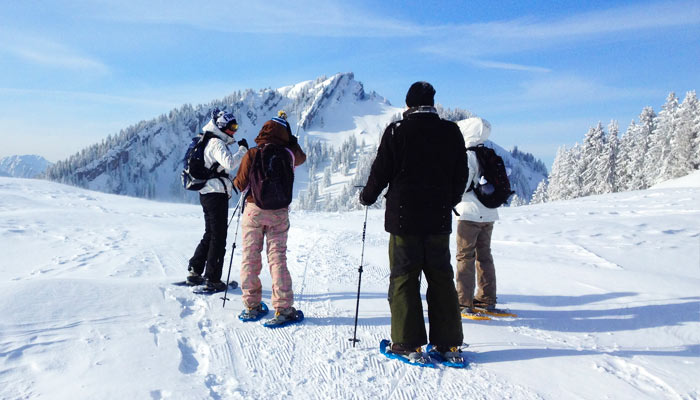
238, 302, 269, 322
427, 345, 467, 367
263, 307, 304, 328
186, 269, 204, 286
201, 279, 227, 293
473, 299, 496, 312
388, 343, 425, 363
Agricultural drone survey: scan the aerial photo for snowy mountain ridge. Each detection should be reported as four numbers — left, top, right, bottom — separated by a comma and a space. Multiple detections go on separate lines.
42, 73, 547, 206
0, 154, 51, 178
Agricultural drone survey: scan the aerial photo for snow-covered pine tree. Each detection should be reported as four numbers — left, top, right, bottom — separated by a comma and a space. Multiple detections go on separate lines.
615, 120, 637, 192
649, 92, 679, 184
509, 193, 525, 207
530, 179, 548, 204
602, 120, 619, 193
568, 144, 584, 199
322, 167, 331, 189
691, 92, 700, 170
632, 107, 656, 189
669, 91, 699, 178
580, 123, 606, 196
546, 146, 569, 201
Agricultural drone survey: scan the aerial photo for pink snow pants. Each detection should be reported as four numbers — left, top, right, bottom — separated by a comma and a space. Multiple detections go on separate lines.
239, 202, 293, 310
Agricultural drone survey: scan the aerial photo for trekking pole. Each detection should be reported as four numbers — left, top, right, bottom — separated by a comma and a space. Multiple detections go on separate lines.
227, 192, 243, 228
349, 203, 369, 347
222, 194, 245, 308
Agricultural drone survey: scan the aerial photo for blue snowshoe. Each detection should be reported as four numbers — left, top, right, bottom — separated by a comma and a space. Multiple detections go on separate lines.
426, 344, 468, 368
379, 339, 435, 368
263, 307, 304, 328
238, 302, 269, 322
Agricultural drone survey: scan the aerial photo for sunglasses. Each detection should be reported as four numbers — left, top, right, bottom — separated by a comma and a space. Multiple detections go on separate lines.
224, 123, 239, 133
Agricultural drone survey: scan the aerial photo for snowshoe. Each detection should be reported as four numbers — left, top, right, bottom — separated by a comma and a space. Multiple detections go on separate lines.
263, 307, 304, 328
472, 302, 517, 318
192, 280, 237, 295
461, 307, 491, 321
173, 271, 206, 287
426, 344, 468, 368
238, 302, 269, 322
379, 339, 435, 368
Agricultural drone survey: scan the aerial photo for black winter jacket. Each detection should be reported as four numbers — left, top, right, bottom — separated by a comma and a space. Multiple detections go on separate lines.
361, 107, 468, 234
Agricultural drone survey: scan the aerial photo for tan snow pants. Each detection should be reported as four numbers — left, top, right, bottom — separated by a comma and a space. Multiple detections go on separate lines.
455, 220, 497, 307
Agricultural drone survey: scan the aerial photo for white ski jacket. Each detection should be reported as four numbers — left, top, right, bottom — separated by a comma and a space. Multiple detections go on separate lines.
199, 120, 247, 197
454, 117, 499, 223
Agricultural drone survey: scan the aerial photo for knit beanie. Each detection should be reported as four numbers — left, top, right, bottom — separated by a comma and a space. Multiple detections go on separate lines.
405, 81, 435, 107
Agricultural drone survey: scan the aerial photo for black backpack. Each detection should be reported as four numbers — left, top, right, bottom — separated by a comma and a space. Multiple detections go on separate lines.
467, 144, 514, 208
249, 143, 295, 209
181, 133, 228, 191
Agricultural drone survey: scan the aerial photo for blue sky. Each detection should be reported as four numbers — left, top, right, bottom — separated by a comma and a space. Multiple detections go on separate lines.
1, 0, 699, 167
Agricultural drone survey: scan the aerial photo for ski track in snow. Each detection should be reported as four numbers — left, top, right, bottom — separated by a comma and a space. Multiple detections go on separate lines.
142, 223, 543, 400
2, 177, 700, 399
594, 356, 683, 400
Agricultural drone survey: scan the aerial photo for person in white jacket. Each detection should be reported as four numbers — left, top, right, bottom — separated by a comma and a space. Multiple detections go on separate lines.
454, 117, 499, 313
187, 109, 248, 292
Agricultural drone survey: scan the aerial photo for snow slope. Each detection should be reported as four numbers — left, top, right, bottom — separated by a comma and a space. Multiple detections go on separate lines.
1, 176, 698, 399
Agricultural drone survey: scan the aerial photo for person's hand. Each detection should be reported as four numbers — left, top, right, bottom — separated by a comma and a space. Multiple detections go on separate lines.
237, 138, 249, 149
359, 191, 373, 206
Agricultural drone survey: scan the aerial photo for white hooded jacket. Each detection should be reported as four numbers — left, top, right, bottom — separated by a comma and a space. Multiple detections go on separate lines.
454, 117, 499, 222
198, 120, 247, 197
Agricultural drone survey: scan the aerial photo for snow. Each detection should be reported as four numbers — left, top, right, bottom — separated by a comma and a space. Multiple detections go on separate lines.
652, 169, 700, 189
0, 154, 51, 178
1, 176, 699, 399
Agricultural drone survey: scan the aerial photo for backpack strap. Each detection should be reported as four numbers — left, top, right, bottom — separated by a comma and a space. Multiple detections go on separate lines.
465, 144, 482, 193
285, 147, 296, 170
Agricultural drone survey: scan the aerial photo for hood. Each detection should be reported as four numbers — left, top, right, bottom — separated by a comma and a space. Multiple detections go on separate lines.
203, 120, 235, 144
255, 119, 291, 146
457, 117, 491, 147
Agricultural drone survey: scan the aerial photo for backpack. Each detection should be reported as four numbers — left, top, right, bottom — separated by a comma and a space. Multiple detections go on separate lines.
467, 144, 514, 208
181, 133, 227, 191
249, 143, 295, 209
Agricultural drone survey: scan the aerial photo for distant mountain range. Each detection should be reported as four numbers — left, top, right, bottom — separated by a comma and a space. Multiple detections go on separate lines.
40, 72, 547, 207
0, 155, 51, 178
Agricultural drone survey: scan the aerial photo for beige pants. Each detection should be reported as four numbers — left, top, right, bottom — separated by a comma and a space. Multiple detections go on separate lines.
455, 220, 497, 307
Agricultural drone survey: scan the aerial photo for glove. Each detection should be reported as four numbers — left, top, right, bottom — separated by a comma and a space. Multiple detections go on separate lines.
237, 138, 249, 149
359, 190, 373, 206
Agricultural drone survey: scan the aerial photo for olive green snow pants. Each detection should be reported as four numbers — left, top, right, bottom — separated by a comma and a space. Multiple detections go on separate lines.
388, 234, 463, 347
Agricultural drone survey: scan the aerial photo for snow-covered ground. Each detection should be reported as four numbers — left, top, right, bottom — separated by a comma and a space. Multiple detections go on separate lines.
1, 175, 699, 400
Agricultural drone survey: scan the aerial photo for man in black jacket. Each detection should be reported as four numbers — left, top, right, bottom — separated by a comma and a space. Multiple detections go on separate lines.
360, 81, 468, 362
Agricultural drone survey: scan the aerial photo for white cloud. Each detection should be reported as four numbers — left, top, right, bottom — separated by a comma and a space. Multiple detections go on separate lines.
0, 87, 172, 108
82, 1, 422, 38
0, 30, 109, 73
423, 0, 700, 64
516, 76, 658, 104
420, 47, 551, 72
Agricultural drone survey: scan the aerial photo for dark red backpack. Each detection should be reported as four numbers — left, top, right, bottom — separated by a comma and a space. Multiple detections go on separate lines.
249, 144, 295, 209
467, 144, 514, 208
